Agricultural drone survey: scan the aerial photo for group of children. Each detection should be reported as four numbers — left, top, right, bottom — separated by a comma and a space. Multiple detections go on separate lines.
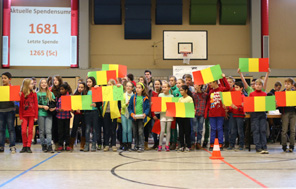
0, 68, 296, 155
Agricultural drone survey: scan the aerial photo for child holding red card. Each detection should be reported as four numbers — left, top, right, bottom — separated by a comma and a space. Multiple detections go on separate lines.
0, 72, 17, 154
206, 73, 230, 151
56, 83, 72, 152
19, 78, 38, 153
227, 81, 245, 150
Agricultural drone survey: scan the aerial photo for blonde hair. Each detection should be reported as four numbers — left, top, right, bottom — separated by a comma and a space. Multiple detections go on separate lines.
255, 79, 264, 86
38, 78, 53, 101
108, 79, 116, 86
21, 78, 33, 98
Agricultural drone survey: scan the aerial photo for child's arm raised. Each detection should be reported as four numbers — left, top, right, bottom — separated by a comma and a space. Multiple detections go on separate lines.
263, 68, 271, 91
237, 68, 249, 90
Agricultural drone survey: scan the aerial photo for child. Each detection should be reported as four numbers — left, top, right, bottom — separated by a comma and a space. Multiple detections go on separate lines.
227, 81, 245, 150
19, 78, 38, 153
84, 77, 99, 152
223, 76, 236, 148
192, 84, 207, 150
279, 78, 296, 152
206, 73, 230, 151
158, 83, 174, 151
169, 76, 180, 97
249, 79, 269, 154
56, 83, 72, 152
184, 74, 195, 92
51, 75, 63, 151
121, 82, 134, 151
128, 82, 150, 153
37, 78, 56, 153
177, 85, 194, 152
69, 82, 86, 151
102, 79, 121, 152
0, 72, 17, 154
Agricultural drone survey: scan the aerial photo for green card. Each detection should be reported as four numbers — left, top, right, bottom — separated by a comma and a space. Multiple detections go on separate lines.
82, 95, 92, 110
185, 103, 195, 118
113, 85, 124, 101
239, 58, 249, 72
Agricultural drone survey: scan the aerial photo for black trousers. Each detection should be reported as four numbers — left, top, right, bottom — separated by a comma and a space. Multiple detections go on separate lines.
58, 119, 70, 147
52, 112, 59, 143
177, 118, 191, 148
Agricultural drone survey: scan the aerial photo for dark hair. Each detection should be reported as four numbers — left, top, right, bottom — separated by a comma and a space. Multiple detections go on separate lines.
169, 76, 177, 81
154, 79, 162, 94
47, 76, 52, 87
144, 70, 151, 75
184, 74, 192, 79
86, 77, 96, 92
52, 76, 63, 97
252, 79, 256, 82
60, 82, 71, 93
137, 82, 148, 97
180, 85, 193, 98
284, 78, 294, 85
235, 81, 244, 88
2, 72, 12, 79
32, 77, 36, 81
127, 73, 134, 81
74, 82, 86, 95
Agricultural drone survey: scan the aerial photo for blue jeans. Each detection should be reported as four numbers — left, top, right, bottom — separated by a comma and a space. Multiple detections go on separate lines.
0, 111, 16, 147
84, 110, 99, 144
209, 117, 224, 144
121, 115, 132, 143
251, 112, 267, 150
192, 116, 204, 144
230, 117, 244, 147
224, 113, 233, 144
38, 115, 52, 146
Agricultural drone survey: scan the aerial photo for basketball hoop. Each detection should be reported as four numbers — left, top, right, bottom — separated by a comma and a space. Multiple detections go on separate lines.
180, 51, 191, 64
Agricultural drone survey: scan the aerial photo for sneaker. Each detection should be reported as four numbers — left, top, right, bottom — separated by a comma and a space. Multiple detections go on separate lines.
239, 147, 244, 151
165, 145, 170, 152
20, 147, 27, 153
119, 143, 123, 150
97, 145, 101, 151
177, 147, 184, 152
27, 147, 32, 153
10, 146, 16, 154
184, 147, 190, 152
227, 146, 233, 150
112, 146, 117, 152
158, 145, 162, 152
202, 142, 207, 148
42, 144, 47, 152
191, 144, 195, 151
223, 142, 229, 148
289, 145, 294, 152
196, 143, 202, 150
47, 145, 54, 153
256, 149, 262, 153
137, 148, 144, 153
57, 146, 63, 152
262, 149, 269, 154
282, 145, 287, 152
91, 143, 97, 152
170, 143, 176, 150
66, 146, 71, 151
132, 147, 138, 152
0, 147, 4, 152
103, 146, 109, 152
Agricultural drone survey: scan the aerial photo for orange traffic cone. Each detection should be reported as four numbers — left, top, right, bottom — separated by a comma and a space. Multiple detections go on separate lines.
209, 138, 224, 160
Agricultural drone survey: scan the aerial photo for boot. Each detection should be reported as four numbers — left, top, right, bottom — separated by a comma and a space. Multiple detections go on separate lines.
144, 142, 149, 150
84, 142, 90, 152
47, 145, 54, 153
80, 137, 86, 151
69, 137, 76, 151
170, 142, 176, 150
122, 143, 127, 151
42, 144, 47, 152
91, 143, 96, 152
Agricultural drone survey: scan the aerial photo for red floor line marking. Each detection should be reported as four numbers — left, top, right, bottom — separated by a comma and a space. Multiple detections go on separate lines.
203, 149, 268, 188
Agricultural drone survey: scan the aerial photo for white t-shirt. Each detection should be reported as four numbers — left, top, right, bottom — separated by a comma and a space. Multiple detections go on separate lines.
159, 93, 174, 122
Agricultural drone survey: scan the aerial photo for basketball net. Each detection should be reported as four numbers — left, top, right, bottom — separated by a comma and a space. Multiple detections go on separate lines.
180, 52, 191, 64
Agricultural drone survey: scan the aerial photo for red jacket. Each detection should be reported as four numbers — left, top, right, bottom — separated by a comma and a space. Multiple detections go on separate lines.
227, 93, 245, 118
205, 77, 230, 118
19, 92, 38, 120
249, 90, 267, 97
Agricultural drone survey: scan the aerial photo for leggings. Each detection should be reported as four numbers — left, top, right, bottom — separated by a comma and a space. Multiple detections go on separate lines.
21, 116, 34, 147
159, 121, 172, 146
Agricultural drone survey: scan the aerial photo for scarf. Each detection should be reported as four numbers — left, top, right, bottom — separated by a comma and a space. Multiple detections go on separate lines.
125, 91, 134, 118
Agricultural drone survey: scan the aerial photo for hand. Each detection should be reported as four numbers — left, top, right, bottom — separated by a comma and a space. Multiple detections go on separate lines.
43, 106, 49, 111
132, 114, 136, 120
94, 85, 99, 88
225, 113, 229, 120
231, 104, 238, 109
91, 103, 96, 107
143, 114, 146, 119
49, 107, 56, 112
20, 119, 23, 124
222, 73, 226, 78
58, 109, 64, 112
34, 118, 38, 122
153, 116, 158, 121
77, 109, 81, 113
222, 104, 226, 109
116, 84, 122, 87
237, 68, 241, 73
268, 68, 271, 74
